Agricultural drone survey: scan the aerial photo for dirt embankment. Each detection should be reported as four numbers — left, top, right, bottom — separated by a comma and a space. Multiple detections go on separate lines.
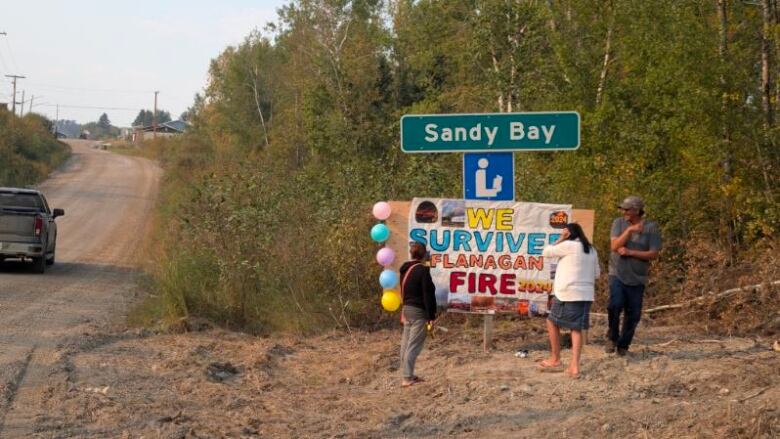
21, 315, 779, 439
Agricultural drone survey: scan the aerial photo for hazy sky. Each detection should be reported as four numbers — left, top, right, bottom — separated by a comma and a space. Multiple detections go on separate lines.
0, 0, 286, 126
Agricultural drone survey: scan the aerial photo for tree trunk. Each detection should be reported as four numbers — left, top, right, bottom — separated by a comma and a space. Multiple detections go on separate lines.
595, 22, 614, 107
505, 5, 526, 113
294, 91, 303, 168
773, 0, 780, 117
249, 66, 270, 149
717, 0, 737, 259
507, 4, 516, 113
545, 0, 556, 32
761, 0, 774, 129
759, 0, 776, 204
491, 45, 505, 112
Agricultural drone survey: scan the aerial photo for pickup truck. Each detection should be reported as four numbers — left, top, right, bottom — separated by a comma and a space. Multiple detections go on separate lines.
0, 188, 64, 273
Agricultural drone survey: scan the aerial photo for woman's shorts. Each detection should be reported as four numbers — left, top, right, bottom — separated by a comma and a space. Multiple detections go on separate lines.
547, 296, 592, 330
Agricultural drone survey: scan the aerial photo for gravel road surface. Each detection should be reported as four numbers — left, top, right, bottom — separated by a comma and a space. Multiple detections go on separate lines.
0, 140, 160, 437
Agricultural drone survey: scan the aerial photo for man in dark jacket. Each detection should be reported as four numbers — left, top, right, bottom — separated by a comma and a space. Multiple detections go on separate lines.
399, 242, 437, 387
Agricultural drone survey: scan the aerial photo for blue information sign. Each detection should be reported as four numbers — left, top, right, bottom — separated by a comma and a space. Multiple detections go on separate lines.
463, 152, 515, 201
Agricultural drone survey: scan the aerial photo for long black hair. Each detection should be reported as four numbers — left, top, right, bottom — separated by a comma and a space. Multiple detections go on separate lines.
565, 223, 592, 254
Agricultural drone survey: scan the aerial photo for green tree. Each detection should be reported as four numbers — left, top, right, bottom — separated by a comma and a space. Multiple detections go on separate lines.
132, 109, 172, 127
98, 113, 111, 130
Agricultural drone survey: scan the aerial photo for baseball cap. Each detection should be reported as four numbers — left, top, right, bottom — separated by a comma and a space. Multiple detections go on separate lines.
618, 195, 644, 210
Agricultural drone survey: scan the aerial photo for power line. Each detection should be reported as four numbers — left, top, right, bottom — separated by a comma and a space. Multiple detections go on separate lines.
3, 36, 20, 74
18, 81, 154, 95
35, 103, 140, 111
0, 32, 8, 78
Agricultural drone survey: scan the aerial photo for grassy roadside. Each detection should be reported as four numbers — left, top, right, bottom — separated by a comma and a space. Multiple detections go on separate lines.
0, 112, 71, 187
121, 133, 780, 337
107, 140, 163, 160
120, 137, 214, 330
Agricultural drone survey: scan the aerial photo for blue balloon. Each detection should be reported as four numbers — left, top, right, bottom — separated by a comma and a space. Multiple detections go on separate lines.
379, 269, 399, 289
370, 223, 390, 242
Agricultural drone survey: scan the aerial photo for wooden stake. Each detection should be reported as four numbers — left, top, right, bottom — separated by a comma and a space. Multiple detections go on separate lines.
483, 314, 494, 352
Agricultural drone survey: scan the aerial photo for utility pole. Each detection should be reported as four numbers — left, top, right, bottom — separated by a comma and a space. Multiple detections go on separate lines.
29, 95, 34, 113
19, 90, 25, 116
5, 74, 25, 115
153, 90, 159, 139
53, 104, 59, 136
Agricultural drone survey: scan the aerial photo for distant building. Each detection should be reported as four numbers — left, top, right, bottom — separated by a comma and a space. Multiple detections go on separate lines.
0, 102, 8, 112
132, 120, 188, 143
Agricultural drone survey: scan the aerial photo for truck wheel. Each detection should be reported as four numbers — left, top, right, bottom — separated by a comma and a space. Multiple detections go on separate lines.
32, 256, 46, 274
46, 249, 55, 266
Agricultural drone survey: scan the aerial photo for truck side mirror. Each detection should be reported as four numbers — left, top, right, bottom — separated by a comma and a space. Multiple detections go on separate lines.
53, 208, 65, 218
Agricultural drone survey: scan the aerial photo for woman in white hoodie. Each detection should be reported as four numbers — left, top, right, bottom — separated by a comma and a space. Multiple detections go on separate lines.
538, 223, 600, 378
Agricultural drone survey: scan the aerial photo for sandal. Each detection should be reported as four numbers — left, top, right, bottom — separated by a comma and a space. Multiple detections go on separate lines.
401, 379, 419, 388
537, 359, 563, 372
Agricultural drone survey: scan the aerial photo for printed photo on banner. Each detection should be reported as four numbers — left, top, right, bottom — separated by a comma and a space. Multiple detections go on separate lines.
408, 198, 572, 315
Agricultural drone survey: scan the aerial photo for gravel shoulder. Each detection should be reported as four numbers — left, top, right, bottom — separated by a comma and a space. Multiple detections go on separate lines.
20, 317, 779, 439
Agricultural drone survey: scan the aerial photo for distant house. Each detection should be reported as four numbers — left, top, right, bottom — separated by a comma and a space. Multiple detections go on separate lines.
132, 120, 188, 143
0, 102, 8, 112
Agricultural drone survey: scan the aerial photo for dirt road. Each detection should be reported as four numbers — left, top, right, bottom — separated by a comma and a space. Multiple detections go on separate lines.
0, 140, 161, 437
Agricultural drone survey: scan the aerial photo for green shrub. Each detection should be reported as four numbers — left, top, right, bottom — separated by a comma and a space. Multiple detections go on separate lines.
0, 112, 71, 186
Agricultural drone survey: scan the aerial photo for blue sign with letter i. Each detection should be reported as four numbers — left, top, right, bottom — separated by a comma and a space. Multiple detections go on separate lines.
463, 152, 515, 201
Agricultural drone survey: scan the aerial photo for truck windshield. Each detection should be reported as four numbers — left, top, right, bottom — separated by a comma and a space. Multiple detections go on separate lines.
0, 192, 45, 211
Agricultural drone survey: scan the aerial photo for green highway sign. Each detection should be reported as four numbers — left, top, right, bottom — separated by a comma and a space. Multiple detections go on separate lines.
400, 111, 580, 153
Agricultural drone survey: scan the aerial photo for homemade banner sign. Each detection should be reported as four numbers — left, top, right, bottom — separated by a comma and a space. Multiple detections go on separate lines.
408, 198, 572, 315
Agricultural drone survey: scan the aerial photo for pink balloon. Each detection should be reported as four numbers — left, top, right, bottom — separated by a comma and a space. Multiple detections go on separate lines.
372, 201, 392, 220
376, 247, 395, 266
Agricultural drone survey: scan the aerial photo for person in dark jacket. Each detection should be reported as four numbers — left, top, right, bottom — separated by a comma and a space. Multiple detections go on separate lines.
398, 242, 437, 387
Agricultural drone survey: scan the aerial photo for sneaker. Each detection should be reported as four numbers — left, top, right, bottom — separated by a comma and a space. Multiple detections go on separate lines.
604, 342, 616, 354
617, 347, 628, 356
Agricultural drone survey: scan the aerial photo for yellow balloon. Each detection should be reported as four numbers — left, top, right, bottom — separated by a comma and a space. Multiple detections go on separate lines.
381, 290, 402, 312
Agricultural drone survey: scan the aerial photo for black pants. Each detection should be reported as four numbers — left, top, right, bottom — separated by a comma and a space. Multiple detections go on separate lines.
607, 276, 645, 349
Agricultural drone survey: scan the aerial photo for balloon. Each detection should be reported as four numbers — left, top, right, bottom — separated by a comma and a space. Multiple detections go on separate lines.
379, 269, 399, 289
381, 290, 402, 312
372, 201, 392, 220
376, 247, 395, 266
370, 223, 390, 242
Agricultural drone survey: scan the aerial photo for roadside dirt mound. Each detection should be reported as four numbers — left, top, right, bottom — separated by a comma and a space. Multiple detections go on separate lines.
18, 316, 778, 438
